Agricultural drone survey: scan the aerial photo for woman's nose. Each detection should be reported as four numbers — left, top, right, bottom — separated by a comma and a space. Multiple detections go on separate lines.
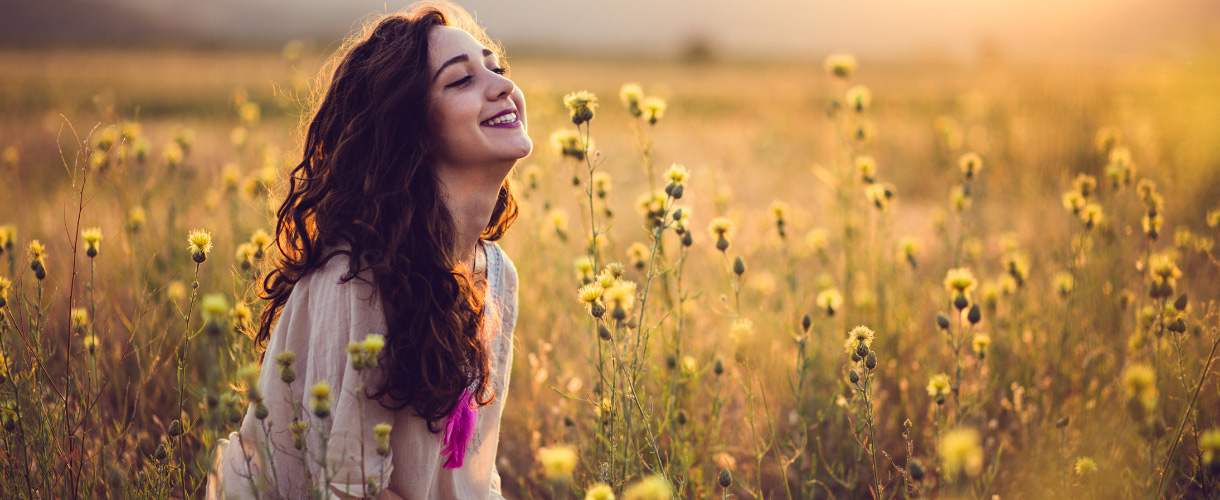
487, 71, 514, 101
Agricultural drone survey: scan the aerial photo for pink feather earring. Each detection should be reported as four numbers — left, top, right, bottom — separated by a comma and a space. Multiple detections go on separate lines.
441, 388, 476, 469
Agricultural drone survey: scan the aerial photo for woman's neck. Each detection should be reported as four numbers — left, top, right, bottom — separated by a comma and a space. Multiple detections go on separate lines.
435, 161, 512, 270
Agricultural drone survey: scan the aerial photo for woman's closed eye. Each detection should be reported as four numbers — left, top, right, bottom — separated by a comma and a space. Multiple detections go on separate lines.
445, 67, 507, 89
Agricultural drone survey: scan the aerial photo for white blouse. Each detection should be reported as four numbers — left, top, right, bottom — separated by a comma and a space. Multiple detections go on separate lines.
208, 241, 517, 500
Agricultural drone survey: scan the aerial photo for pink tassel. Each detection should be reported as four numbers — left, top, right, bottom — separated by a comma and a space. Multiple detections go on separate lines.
441, 389, 476, 469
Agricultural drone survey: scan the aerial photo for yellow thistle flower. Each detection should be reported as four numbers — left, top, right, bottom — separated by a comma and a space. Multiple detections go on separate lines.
663, 164, 690, 185
845, 85, 871, 113
187, 229, 213, 263
81, 227, 103, 257
824, 53, 857, 79
939, 428, 984, 480
620, 83, 643, 117
82, 334, 99, 355
806, 229, 828, 254
642, 97, 666, 125
0, 276, 11, 306
769, 200, 789, 223
679, 355, 698, 380
374, 422, 393, 456
1095, 127, 1121, 153
573, 256, 594, 282
545, 210, 569, 241
249, 229, 271, 253
596, 268, 617, 289
1054, 271, 1074, 298
1201, 429, 1220, 468
362, 333, 385, 357
927, 373, 951, 402
708, 217, 734, 239
1079, 203, 1103, 229
623, 475, 672, 500
235, 243, 256, 270
865, 183, 890, 211
70, 308, 88, 332
551, 129, 590, 162
578, 283, 604, 305
602, 281, 637, 316
586, 483, 616, 500
592, 172, 612, 198
943, 268, 978, 295
949, 185, 971, 213
1074, 456, 1098, 476
1073, 173, 1097, 199
27, 240, 46, 262
626, 242, 649, 269
897, 237, 918, 267
0, 225, 14, 251
231, 302, 252, 330
1122, 363, 1157, 412
958, 152, 982, 180
127, 206, 146, 232
855, 155, 876, 184
843, 325, 875, 355
563, 90, 598, 125
310, 380, 332, 418
972, 334, 991, 358
537, 444, 578, 480
201, 294, 229, 325
3, 147, 18, 168
815, 288, 844, 316
1149, 253, 1181, 283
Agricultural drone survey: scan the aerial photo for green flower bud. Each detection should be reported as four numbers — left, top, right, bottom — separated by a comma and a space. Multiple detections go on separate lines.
719, 468, 733, 488
732, 256, 746, 276
848, 369, 860, 384
936, 313, 951, 330
864, 351, 877, 371
967, 304, 981, 324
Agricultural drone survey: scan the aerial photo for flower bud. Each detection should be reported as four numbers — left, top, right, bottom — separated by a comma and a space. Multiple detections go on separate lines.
848, 369, 860, 384
801, 314, 811, 333
716, 236, 729, 252
168, 420, 183, 438
591, 302, 606, 319
953, 294, 969, 311
598, 324, 613, 341
1174, 294, 1188, 311
672, 184, 684, 199
713, 359, 724, 376
864, 351, 877, 371
732, 256, 746, 276
254, 401, 269, 420
855, 343, 869, 359
718, 468, 733, 488
1170, 318, 1186, 334
967, 304, 981, 324
153, 443, 167, 461
676, 410, 687, 426
908, 459, 925, 480
681, 231, 693, 247
936, 313, 950, 330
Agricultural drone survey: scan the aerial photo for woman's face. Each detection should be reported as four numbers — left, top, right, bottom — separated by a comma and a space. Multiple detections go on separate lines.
426, 26, 532, 168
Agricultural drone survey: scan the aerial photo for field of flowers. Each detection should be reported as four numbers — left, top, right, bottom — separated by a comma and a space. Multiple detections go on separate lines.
0, 45, 1219, 499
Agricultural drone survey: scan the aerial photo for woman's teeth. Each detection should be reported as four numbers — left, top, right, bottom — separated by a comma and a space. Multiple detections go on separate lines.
482, 112, 517, 126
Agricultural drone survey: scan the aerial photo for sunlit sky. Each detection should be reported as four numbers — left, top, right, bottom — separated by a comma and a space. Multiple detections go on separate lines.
11, 0, 1220, 61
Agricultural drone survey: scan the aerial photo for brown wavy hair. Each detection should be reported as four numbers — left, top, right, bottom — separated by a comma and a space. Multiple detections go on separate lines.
256, 1, 518, 431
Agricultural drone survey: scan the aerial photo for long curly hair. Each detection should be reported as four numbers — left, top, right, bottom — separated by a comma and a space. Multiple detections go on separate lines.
256, 1, 518, 431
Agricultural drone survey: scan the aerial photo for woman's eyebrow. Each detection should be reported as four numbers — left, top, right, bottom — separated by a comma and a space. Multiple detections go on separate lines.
433, 49, 496, 81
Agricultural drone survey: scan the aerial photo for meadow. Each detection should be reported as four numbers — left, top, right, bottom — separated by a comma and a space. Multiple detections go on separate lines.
1, 44, 1219, 499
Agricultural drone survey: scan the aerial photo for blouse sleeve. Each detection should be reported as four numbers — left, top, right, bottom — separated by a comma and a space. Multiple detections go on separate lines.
295, 261, 397, 499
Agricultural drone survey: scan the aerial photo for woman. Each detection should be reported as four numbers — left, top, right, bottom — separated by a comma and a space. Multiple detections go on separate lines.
208, 2, 528, 498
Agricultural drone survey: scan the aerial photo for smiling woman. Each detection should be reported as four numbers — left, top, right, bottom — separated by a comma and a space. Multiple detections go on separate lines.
205, 2, 527, 499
